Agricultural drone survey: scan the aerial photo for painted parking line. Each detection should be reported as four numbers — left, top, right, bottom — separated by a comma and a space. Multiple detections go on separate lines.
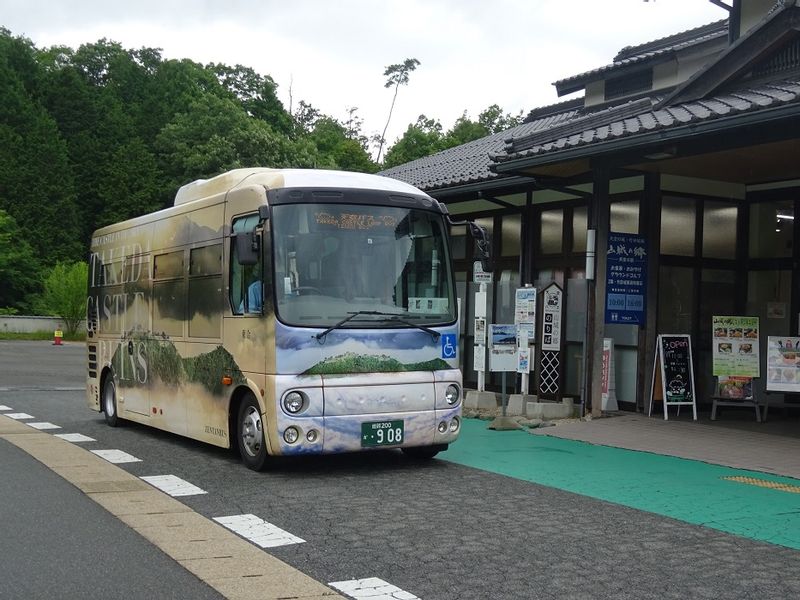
329, 577, 419, 600
26, 422, 61, 430
5, 413, 34, 420
54, 433, 96, 443
213, 514, 305, 548
0, 405, 12, 410
140, 475, 207, 497
90, 449, 142, 464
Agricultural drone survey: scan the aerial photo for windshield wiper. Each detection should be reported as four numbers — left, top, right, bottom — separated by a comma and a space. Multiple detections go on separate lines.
314, 310, 442, 343
314, 311, 393, 343
385, 315, 441, 341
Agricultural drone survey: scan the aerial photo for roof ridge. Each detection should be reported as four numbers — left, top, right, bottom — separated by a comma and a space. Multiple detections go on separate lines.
614, 19, 728, 61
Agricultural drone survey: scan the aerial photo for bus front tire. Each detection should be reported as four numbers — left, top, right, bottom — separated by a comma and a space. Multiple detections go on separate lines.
102, 376, 120, 427
402, 444, 447, 460
237, 394, 269, 471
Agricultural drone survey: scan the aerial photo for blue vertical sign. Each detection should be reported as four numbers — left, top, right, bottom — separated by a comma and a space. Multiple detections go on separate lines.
605, 232, 647, 325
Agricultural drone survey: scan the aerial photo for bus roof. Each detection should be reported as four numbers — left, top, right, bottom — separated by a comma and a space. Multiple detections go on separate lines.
174, 168, 428, 207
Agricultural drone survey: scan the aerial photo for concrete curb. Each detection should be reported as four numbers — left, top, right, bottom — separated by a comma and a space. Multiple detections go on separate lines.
0, 414, 342, 600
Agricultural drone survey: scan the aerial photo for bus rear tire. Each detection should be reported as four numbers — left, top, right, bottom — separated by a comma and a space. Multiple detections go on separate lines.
402, 444, 447, 460
102, 375, 121, 427
237, 393, 269, 471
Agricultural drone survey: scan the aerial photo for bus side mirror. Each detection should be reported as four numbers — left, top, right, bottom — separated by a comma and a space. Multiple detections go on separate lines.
234, 231, 259, 265
258, 205, 270, 221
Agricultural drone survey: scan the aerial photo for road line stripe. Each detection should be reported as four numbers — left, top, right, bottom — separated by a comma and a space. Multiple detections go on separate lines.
0, 405, 12, 410
27, 422, 61, 430
54, 433, 96, 443
6, 413, 34, 420
140, 475, 207, 497
213, 514, 305, 548
91, 449, 142, 464
329, 577, 419, 599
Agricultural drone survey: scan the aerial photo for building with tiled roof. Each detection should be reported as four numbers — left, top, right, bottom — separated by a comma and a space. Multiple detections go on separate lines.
381, 0, 800, 419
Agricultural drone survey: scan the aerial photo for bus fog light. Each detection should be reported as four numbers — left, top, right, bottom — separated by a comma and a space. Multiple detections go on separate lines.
306, 429, 318, 443
284, 427, 300, 444
283, 391, 305, 414
449, 417, 460, 432
437, 421, 448, 433
445, 384, 460, 405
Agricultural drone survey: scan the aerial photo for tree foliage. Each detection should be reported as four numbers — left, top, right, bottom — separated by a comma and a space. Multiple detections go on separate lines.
0, 28, 516, 313
377, 57, 420, 163
39, 261, 88, 335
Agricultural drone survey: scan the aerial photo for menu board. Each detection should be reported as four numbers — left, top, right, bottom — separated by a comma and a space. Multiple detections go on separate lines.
766, 336, 800, 392
649, 334, 697, 420
712, 316, 760, 377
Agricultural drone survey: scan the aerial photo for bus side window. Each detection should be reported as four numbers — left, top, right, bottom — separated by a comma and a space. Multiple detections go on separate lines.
230, 214, 271, 315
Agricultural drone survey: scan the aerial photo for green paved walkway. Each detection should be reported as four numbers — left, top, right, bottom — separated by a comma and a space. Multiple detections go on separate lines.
445, 418, 800, 550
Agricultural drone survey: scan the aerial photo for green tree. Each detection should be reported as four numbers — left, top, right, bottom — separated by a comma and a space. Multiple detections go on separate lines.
308, 117, 377, 173
209, 63, 293, 135
0, 30, 81, 263
443, 111, 489, 147
377, 58, 420, 163
478, 104, 523, 134
0, 209, 41, 312
382, 115, 444, 169
40, 261, 87, 335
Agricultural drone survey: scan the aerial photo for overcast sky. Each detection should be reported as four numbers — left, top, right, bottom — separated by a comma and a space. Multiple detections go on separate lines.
2, 1, 726, 154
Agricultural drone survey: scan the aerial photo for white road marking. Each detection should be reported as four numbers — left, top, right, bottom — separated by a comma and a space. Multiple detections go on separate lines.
0, 405, 12, 411
54, 433, 96, 443
328, 578, 420, 600
213, 514, 305, 548
6, 413, 34, 420
91, 449, 142, 464
140, 475, 207, 497
26, 422, 61, 430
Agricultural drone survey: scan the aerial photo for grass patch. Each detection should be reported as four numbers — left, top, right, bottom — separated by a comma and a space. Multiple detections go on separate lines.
0, 330, 86, 341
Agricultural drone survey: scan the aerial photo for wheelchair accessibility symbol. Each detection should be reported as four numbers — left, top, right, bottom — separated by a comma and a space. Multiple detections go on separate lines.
441, 334, 457, 359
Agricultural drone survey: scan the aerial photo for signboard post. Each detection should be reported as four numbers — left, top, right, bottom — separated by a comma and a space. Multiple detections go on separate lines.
538, 283, 563, 400
605, 232, 647, 325
514, 286, 536, 394
649, 335, 697, 420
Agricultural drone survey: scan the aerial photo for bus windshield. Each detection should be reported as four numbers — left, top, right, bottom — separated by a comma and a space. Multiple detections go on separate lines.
272, 203, 455, 327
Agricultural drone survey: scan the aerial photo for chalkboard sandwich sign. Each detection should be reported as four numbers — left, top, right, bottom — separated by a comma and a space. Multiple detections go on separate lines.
649, 334, 698, 421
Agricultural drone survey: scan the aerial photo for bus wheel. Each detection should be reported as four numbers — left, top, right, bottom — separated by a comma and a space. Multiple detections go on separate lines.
402, 444, 447, 460
237, 394, 268, 471
102, 376, 120, 427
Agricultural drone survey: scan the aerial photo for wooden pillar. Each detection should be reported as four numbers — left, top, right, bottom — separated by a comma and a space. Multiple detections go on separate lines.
588, 165, 611, 417
639, 172, 662, 413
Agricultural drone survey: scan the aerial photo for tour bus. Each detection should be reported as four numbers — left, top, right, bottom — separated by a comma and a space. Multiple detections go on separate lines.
86, 168, 490, 470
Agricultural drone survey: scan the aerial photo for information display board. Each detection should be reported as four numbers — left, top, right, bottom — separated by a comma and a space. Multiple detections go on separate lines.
712, 316, 760, 378
514, 287, 537, 344
489, 324, 517, 372
766, 336, 800, 392
605, 232, 647, 325
649, 334, 697, 420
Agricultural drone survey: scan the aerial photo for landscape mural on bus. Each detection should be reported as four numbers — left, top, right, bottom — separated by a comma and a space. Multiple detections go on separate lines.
275, 321, 459, 375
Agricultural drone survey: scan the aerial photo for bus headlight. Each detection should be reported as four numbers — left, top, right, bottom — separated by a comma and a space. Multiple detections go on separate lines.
282, 391, 305, 414
438, 421, 448, 433
445, 384, 460, 405
449, 417, 460, 432
284, 427, 300, 444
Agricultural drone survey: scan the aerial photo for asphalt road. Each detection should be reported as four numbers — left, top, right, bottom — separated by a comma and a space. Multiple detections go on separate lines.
2, 340, 799, 599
